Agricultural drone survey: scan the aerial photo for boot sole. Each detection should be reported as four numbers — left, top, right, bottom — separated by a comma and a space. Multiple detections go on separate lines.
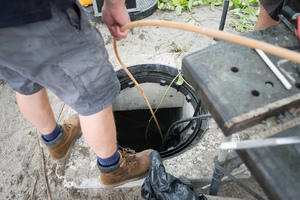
53, 131, 82, 164
100, 173, 147, 188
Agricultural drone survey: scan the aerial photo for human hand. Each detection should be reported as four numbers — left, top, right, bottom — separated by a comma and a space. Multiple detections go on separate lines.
101, 0, 131, 41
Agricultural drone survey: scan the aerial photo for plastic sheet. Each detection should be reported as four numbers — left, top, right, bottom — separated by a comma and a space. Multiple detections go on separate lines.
141, 151, 204, 200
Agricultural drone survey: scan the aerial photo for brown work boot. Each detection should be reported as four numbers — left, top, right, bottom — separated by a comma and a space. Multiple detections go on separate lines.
41, 114, 82, 164
98, 148, 153, 188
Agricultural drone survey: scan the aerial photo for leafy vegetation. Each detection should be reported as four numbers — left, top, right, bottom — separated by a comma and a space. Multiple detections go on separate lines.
157, 0, 260, 32
229, 0, 260, 32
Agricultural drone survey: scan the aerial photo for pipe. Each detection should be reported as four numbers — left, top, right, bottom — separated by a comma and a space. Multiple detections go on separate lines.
219, 0, 230, 31
209, 135, 232, 195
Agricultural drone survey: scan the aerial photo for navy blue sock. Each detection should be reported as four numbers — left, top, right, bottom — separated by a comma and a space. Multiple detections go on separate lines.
98, 150, 120, 167
42, 124, 62, 141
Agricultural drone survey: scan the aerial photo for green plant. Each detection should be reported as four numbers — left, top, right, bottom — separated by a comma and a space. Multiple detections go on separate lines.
228, 0, 260, 32
145, 72, 183, 142
158, 0, 223, 15
157, 0, 260, 33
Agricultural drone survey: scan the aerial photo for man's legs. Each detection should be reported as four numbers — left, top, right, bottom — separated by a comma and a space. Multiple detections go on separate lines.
16, 88, 152, 187
16, 88, 57, 135
80, 104, 153, 188
16, 87, 118, 162
16, 88, 82, 164
79, 104, 117, 159
255, 3, 278, 30
16, 87, 118, 161
3, 0, 152, 188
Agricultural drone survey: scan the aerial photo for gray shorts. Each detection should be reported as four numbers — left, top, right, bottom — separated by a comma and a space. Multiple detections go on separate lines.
0, 1, 120, 116
260, 0, 287, 21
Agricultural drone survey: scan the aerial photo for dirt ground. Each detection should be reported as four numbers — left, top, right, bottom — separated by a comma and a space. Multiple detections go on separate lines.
0, 3, 269, 200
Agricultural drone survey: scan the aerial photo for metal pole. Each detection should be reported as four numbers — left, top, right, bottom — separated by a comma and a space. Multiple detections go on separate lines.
209, 135, 231, 195
219, 0, 230, 31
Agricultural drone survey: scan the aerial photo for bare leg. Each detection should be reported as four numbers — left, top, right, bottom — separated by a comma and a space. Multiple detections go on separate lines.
16, 88, 57, 135
255, 3, 278, 30
16, 87, 116, 160
79, 105, 117, 159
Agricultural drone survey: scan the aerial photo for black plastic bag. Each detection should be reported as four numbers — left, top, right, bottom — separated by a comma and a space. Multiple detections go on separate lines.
141, 151, 201, 200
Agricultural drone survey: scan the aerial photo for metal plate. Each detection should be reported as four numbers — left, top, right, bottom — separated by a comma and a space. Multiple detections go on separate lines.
236, 123, 300, 200
182, 22, 300, 135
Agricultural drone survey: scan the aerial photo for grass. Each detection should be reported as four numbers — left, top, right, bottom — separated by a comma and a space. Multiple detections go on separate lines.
157, 0, 260, 32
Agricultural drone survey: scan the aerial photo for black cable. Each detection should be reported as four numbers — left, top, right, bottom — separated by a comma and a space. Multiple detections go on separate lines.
176, 100, 202, 135
160, 114, 212, 151
164, 102, 204, 146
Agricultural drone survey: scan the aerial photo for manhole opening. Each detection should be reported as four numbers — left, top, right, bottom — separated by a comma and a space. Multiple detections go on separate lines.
113, 64, 209, 159
115, 107, 182, 152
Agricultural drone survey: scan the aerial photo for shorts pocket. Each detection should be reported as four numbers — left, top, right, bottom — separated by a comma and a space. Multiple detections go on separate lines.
57, 45, 117, 99
66, 3, 82, 30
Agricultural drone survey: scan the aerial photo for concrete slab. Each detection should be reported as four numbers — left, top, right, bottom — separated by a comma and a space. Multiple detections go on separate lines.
51, 99, 253, 189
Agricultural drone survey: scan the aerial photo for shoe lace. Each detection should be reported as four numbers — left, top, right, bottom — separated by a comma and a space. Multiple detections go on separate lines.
122, 148, 137, 166
63, 123, 73, 132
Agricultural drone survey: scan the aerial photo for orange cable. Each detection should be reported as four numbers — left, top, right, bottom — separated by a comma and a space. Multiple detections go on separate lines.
121, 20, 300, 64
113, 40, 164, 142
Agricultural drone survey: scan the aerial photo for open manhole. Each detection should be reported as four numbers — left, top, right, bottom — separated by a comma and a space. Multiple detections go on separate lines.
113, 64, 210, 159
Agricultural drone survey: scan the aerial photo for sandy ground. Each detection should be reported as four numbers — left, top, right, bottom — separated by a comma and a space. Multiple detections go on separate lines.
0, 4, 268, 200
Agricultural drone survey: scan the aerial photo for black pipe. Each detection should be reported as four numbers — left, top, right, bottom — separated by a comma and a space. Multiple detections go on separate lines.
209, 162, 225, 195
219, 0, 230, 31
212, 163, 265, 200
159, 102, 206, 151
169, 100, 202, 139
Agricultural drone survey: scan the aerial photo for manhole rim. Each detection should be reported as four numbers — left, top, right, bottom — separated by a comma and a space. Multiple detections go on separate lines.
115, 64, 209, 159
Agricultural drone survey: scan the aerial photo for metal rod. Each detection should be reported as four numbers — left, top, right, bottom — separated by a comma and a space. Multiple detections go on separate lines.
219, 0, 230, 31
215, 163, 265, 200
209, 163, 225, 195
209, 135, 232, 195
255, 49, 292, 90
217, 135, 232, 162
219, 136, 300, 150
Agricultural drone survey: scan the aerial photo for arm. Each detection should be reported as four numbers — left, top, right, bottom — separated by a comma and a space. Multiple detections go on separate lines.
101, 0, 131, 40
